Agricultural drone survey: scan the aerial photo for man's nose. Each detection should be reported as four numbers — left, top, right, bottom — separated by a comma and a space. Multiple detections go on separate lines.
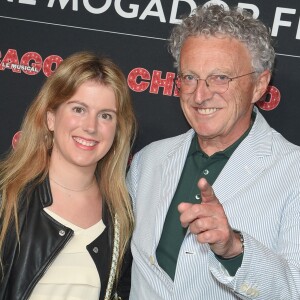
193, 79, 213, 103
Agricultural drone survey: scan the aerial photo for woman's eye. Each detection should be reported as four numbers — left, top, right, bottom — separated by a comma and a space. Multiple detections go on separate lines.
100, 113, 113, 120
72, 107, 85, 113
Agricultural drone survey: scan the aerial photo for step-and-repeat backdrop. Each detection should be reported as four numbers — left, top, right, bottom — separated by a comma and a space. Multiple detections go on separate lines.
1, 0, 300, 156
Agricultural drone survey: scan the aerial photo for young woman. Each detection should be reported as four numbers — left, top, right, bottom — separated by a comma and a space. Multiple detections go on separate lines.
0, 51, 136, 300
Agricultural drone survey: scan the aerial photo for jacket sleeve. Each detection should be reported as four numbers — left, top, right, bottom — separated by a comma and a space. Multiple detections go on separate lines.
115, 244, 133, 300
208, 192, 300, 299
0, 199, 19, 300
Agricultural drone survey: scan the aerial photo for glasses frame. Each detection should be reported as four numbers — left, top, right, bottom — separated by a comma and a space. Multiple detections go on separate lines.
175, 71, 256, 94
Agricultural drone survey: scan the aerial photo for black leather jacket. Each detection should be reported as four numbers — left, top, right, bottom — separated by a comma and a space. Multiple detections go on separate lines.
0, 176, 132, 300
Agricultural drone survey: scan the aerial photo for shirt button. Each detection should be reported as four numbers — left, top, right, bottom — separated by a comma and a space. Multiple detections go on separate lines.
195, 194, 201, 200
203, 169, 209, 175
59, 230, 65, 236
93, 247, 99, 253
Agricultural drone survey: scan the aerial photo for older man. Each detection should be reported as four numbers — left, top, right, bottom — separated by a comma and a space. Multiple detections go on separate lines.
127, 5, 300, 299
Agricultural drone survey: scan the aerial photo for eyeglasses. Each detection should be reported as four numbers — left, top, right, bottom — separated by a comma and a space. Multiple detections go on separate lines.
175, 71, 256, 94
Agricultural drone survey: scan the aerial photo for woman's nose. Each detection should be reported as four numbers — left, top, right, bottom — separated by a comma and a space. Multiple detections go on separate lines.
83, 116, 97, 134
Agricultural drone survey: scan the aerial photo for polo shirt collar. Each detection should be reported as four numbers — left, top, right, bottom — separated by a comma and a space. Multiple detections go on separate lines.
188, 111, 256, 158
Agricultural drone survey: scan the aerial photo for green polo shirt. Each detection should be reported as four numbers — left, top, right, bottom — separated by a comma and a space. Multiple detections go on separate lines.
156, 122, 254, 280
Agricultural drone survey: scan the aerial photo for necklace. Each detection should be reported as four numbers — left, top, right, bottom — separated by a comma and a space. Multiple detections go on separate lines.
50, 177, 95, 192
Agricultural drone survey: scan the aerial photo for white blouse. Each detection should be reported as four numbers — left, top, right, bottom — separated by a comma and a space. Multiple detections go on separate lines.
29, 208, 105, 300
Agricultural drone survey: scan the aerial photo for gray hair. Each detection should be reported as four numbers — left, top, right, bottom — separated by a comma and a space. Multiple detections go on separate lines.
169, 5, 275, 73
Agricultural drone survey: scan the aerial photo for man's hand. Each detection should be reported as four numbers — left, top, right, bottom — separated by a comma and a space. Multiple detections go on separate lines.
178, 178, 243, 258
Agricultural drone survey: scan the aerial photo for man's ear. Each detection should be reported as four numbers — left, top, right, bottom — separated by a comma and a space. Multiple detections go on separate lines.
251, 70, 271, 104
47, 111, 55, 131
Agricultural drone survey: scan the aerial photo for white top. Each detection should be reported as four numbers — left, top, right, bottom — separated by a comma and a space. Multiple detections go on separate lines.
29, 208, 105, 300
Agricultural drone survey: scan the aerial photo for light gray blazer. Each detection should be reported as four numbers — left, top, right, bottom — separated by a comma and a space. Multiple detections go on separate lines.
127, 107, 300, 300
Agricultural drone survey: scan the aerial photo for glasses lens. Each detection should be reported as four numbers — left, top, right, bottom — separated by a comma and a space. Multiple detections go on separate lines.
208, 83, 228, 94
207, 75, 229, 94
178, 75, 230, 94
178, 76, 197, 94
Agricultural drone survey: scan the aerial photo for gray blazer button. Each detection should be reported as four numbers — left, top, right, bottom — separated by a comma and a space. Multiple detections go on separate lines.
149, 255, 155, 265
93, 247, 99, 253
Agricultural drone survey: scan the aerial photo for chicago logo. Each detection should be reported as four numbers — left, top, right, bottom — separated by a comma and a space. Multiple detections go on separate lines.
0, 49, 63, 77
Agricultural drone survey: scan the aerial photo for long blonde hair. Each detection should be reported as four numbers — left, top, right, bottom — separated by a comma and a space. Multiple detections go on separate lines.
0, 51, 136, 276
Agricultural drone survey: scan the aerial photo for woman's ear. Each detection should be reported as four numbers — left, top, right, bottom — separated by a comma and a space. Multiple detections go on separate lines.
251, 70, 271, 104
47, 111, 55, 131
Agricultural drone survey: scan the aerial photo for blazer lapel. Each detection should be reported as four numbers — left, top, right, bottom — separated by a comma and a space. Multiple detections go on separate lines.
153, 129, 194, 246
213, 109, 272, 203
